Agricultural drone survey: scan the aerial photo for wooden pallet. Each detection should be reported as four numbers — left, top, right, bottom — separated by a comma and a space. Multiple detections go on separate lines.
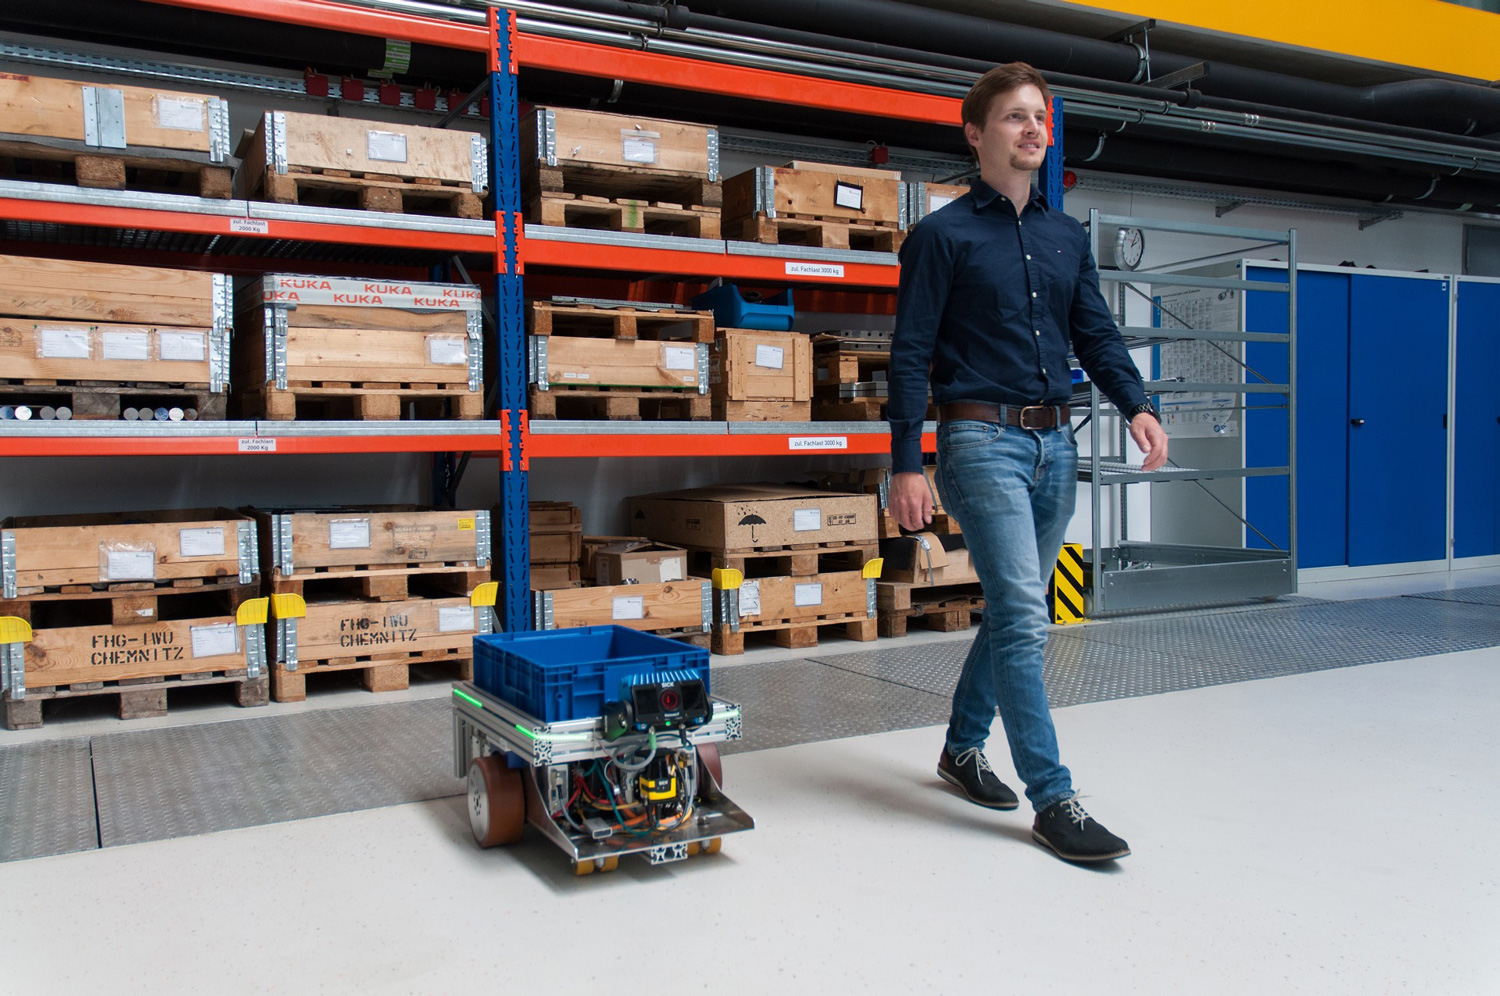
1, 580, 258, 624
876, 581, 985, 638
241, 382, 484, 421
524, 158, 721, 211
686, 541, 878, 579
0, 381, 226, 421
0, 138, 232, 199
270, 565, 490, 603
811, 398, 886, 422
528, 384, 711, 420
252, 167, 482, 219
270, 650, 473, 702
712, 399, 812, 421
878, 509, 962, 540
725, 213, 904, 252
529, 300, 715, 343
3, 670, 268, 730
529, 191, 719, 239
713, 615, 877, 655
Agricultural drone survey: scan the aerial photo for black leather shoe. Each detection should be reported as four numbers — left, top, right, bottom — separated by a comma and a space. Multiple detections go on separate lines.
937, 747, 1020, 810
1032, 796, 1131, 862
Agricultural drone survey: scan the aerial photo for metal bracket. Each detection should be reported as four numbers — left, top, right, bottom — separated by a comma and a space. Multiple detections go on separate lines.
269, 111, 288, 174
272, 308, 290, 391
466, 310, 484, 393
207, 97, 230, 163
470, 135, 488, 193
474, 510, 491, 569
866, 578, 878, 619
1215, 200, 1246, 218
277, 618, 299, 669
755, 166, 777, 219
1358, 211, 1403, 230
700, 582, 712, 633
706, 129, 720, 182
648, 842, 691, 864
898, 182, 912, 230
1145, 61, 1207, 90
1, 531, 16, 600
244, 625, 266, 679
1, 642, 24, 701
82, 86, 127, 149
534, 590, 555, 630
211, 274, 232, 393
718, 589, 741, 634
237, 520, 257, 584
477, 606, 495, 636
696, 343, 711, 395
274, 514, 294, 574
876, 469, 891, 510
540, 108, 557, 167
529, 335, 549, 390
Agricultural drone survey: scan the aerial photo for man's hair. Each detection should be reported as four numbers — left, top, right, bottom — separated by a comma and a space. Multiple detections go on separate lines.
961, 63, 1052, 132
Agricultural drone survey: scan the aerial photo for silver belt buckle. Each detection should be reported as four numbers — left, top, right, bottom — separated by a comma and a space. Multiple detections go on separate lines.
1018, 405, 1050, 430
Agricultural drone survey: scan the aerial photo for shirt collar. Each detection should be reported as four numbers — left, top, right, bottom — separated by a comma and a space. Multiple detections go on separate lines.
969, 177, 1049, 214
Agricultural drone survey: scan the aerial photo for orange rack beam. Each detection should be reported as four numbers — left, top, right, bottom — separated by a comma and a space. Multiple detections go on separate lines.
526, 430, 936, 459
524, 237, 899, 289
141, 0, 488, 50
0, 431, 505, 458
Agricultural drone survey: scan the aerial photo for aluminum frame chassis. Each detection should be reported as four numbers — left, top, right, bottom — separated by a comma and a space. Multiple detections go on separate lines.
451, 680, 754, 867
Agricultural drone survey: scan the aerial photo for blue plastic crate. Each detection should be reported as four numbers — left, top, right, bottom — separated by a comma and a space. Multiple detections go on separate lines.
691, 284, 795, 331
472, 625, 710, 723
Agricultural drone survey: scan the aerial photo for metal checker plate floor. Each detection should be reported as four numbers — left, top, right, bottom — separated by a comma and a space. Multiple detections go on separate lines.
1408, 584, 1500, 606
0, 737, 96, 862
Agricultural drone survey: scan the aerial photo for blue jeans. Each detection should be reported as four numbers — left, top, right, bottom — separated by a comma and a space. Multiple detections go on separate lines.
933, 420, 1077, 811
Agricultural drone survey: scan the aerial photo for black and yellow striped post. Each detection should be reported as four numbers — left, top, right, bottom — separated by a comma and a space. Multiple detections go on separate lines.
1050, 543, 1087, 624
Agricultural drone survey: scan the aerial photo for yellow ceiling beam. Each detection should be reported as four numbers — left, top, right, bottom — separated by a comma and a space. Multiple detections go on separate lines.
1063, 0, 1499, 81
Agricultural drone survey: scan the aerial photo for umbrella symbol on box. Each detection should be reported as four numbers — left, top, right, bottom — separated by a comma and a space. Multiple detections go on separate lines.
739, 513, 767, 542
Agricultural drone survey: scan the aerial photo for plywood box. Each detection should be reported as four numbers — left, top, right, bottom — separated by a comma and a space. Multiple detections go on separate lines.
711, 329, 812, 421
537, 579, 709, 632
0, 319, 226, 389
723, 165, 903, 226
279, 595, 481, 666
523, 106, 718, 178
0, 254, 224, 328
628, 485, 878, 552
258, 507, 489, 575
535, 336, 706, 391
593, 542, 689, 585
22, 613, 250, 689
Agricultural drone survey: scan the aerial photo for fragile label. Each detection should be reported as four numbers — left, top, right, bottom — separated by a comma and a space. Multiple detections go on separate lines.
105, 549, 156, 581
794, 582, 824, 607
190, 623, 238, 658
662, 345, 697, 371
438, 605, 476, 633
238, 438, 276, 452
754, 344, 785, 370
230, 218, 271, 235
789, 436, 848, 451
427, 336, 468, 365
159, 331, 206, 362
834, 181, 865, 211
367, 130, 409, 163
785, 262, 845, 278
102, 331, 150, 361
329, 518, 372, 550
38, 328, 90, 359
738, 579, 761, 618
178, 527, 225, 558
793, 508, 822, 532
612, 596, 645, 621
621, 131, 658, 164
154, 95, 206, 131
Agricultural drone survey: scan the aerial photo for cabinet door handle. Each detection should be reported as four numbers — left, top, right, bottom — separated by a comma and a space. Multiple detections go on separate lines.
1350, 418, 1366, 426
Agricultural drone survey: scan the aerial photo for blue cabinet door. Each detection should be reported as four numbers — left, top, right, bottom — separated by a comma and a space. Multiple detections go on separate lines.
1455, 280, 1500, 558
1346, 275, 1450, 567
1246, 267, 1350, 568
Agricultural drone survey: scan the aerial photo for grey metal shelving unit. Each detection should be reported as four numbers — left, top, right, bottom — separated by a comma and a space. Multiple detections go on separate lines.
1083, 210, 1297, 614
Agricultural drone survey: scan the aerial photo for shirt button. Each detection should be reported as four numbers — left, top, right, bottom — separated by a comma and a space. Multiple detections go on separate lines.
1026, 254, 1032, 260
1034, 331, 1040, 336
1031, 292, 1037, 298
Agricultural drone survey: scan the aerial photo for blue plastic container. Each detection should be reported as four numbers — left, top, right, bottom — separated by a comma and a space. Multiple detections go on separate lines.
691, 284, 795, 331
472, 625, 710, 723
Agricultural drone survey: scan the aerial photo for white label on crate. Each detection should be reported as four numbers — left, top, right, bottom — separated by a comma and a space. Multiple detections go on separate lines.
154, 95, 206, 131
928, 193, 956, 212
834, 181, 864, 211
561, 371, 589, 379
439, 606, 476, 633
238, 438, 277, 452
754, 344, 785, 370
105, 549, 156, 581
659, 559, 683, 583
367, 130, 409, 163
190, 623, 238, 658
785, 262, 844, 278
178, 527, 225, 558
38, 328, 90, 359
612, 596, 645, 621
159, 331, 206, 362
230, 218, 271, 235
738, 579, 761, 618
621, 130, 659, 164
794, 582, 824, 607
662, 345, 697, 371
427, 336, 468, 365
793, 508, 822, 532
789, 436, 848, 451
329, 518, 372, 550
102, 331, 150, 361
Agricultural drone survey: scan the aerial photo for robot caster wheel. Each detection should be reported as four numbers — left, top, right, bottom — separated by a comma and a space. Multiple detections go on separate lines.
574, 855, 619, 876
468, 755, 525, 848
687, 837, 722, 857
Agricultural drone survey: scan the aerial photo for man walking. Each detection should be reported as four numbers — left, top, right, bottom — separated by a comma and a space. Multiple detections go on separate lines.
887, 63, 1168, 863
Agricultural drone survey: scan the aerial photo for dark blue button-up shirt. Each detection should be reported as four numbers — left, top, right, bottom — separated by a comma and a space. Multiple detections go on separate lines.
888, 179, 1149, 473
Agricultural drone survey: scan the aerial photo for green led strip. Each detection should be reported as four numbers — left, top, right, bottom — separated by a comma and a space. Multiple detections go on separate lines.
453, 688, 484, 709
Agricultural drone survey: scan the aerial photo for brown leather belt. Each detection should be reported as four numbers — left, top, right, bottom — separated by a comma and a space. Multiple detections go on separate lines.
938, 402, 1070, 429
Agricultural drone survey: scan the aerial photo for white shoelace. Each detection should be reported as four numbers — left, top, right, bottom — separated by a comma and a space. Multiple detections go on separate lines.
1061, 795, 1092, 827
953, 747, 994, 775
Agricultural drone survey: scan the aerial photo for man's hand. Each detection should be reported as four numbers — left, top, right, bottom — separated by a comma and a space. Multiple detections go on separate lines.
889, 471, 934, 532
1129, 413, 1169, 472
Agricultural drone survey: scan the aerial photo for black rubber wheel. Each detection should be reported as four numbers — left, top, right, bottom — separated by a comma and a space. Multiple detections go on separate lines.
468, 755, 525, 847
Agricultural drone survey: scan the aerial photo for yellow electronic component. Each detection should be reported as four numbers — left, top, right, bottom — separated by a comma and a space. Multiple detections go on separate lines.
640, 775, 677, 802
269, 592, 307, 619
235, 597, 270, 627
470, 581, 499, 607
711, 568, 744, 590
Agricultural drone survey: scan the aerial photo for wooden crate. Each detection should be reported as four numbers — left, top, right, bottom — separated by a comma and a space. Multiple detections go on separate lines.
684, 540, 879, 580
712, 570, 878, 655
235, 274, 483, 421
710, 328, 813, 421
722, 165, 904, 251
237, 111, 485, 217
0, 319, 226, 390
17, 611, 255, 690
1, 508, 255, 595
903, 181, 970, 227
530, 335, 711, 420
531, 563, 582, 589
535, 579, 711, 638
529, 300, 715, 343
0, 253, 225, 329
258, 506, 488, 575
0, 73, 231, 197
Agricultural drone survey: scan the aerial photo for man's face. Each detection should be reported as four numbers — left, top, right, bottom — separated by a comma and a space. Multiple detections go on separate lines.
963, 84, 1049, 173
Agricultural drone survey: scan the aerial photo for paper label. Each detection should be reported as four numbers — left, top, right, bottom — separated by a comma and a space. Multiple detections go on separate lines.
190, 623, 238, 658
662, 345, 697, 371
367, 130, 409, 163
230, 218, 271, 235
789, 436, 849, 451
329, 518, 372, 550
154, 95, 206, 131
105, 549, 156, 581
159, 331, 206, 362
438, 605, 476, 633
102, 331, 150, 361
659, 558, 683, 583
785, 262, 845, 278
612, 596, 645, 621
427, 336, 468, 365
793, 508, 823, 532
238, 438, 277, 452
738, 579, 761, 618
621, 132, 658, 164
928, 193, 956, 212
38, 328, 90, 359
834, 181, 864, 211
178, 527, 225, 558
794, 582, 824, 607
754, 344, 785, 370
458, 518, 476, 531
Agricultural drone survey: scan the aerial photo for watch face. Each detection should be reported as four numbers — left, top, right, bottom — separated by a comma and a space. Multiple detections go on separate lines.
1115, 227, 1145, 270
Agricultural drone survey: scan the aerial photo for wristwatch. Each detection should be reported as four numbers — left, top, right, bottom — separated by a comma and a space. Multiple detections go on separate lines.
1126, 402, 1159, 422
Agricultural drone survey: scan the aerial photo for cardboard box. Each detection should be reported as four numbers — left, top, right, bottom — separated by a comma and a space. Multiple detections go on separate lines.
629, 484, 877, 551
880, 532, 978, 586
581, 535, 650, 580
593, 541, 689, 585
